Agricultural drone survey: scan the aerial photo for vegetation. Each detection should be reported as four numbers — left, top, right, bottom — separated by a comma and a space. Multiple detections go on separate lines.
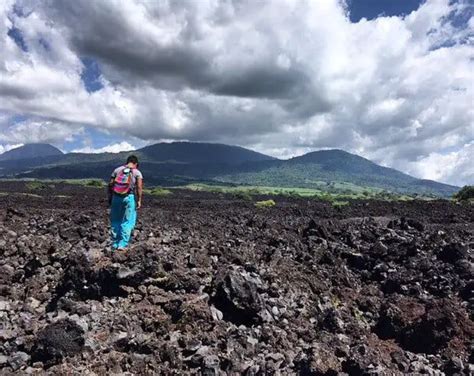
332, 200, 350, 208
26, 181, 54, 190
214, 153, 457, 197
147, 187, 172, 196
0, 143, 457, 198
85, 179, 106, 188
60, 179, 106, 188
453, 185, 474, 202
234, 191, 253, 201
255, 199, 276, 208
184, 183, 430, 202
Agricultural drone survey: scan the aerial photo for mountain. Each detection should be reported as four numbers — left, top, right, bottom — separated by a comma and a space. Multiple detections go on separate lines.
0, 143, 63, 161
137, 142, 276, 164
213, 149, 458, 197
0, 142, 459, 197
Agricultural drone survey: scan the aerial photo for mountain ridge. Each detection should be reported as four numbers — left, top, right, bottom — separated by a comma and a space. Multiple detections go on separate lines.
0, 143, 63, 161
0, 142, 459, 197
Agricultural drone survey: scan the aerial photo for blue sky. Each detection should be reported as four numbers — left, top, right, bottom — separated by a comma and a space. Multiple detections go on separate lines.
0, 0, 472, 185
348, 0, 424, 21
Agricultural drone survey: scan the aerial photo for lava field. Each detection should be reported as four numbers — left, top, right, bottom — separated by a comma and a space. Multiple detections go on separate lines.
0, 182, 473, 375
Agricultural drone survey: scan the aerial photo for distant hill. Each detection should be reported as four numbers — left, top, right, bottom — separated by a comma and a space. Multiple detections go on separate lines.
0, 144, 63, 161
0, 142, 459, 197
214, 149, 458, 197
137, 142, 276, 164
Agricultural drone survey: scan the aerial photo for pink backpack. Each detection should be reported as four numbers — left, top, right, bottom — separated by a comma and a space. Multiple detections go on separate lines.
113, 166, 134, 195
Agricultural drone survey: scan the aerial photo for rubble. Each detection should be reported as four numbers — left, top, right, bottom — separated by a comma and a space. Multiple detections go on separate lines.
0, 181, 472, 374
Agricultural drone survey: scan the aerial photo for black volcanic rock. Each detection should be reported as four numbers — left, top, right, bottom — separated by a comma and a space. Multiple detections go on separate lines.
0, 180, 472, 374
32, 319, 85, 366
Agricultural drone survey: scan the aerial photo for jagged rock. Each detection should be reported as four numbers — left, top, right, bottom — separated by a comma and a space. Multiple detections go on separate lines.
211, 267, 264, 325
0, 301, 10, 311
8, 352, 30, 371
1, 182, 473, 374
31, 319, 85, 365
438, 242, 468, 264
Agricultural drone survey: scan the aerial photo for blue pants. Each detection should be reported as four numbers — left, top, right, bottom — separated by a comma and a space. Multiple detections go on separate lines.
110, 194, 137, 249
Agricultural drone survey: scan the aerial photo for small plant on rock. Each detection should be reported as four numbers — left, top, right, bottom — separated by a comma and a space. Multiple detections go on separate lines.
255, 199, 276, 208
26, 181, 50, 190
86, 179, 105, 188
150, 187, 172, 196
332, 200, 349, 208
235, 191, 253, 201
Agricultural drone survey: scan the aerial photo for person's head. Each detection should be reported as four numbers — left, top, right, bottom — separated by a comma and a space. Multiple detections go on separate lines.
126, 155, 139, 168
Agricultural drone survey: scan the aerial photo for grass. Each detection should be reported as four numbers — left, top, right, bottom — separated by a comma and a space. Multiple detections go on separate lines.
4, 178, 108, 188
26, 181, 54, 190
0, 178, 442, 202
255, 199, 276, 208
85, 179, 106, 188
332, 200, 350, 208
63, 179, 106, 188
183, 182, 424, 202
146, 187, 172, 197
185, 183, 326, 197
234, 191, 253, 201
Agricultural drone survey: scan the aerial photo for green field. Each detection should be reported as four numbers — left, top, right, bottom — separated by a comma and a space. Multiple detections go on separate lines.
182, 183, 426, 202
0, 178, 452, 202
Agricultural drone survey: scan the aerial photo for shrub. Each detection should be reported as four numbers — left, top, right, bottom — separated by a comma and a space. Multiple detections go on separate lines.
255, 199, 276, 208
150, 187, 172, 196
86, 179, 105, 188
26, 181, 50, 190
332, 200, 349, 208
453, 185, 474, 202
235, 191, 253, 201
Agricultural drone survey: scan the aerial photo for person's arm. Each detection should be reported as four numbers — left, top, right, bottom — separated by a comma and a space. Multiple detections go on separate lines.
108, 177, 115, 206
136, 178, 143, 209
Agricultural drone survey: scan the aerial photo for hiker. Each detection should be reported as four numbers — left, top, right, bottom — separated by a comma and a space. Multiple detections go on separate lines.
108, 155, 143, 250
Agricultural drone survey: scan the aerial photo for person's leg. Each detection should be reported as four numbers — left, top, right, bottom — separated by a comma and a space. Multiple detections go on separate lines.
117, 195, 137, 249
110, 195, 125, 249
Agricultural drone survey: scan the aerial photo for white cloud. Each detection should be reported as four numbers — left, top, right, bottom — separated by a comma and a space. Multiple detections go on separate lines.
404, 142, 474, 186
0, 117, 84, 144
0, 143, 23, 155
0, 0, 472, 185
72, 141, 136, 154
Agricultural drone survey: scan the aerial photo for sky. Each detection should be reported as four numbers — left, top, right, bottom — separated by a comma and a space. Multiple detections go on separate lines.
0, 0, 473, 186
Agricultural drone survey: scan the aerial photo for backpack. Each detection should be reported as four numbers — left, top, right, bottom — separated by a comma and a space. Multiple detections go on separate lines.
113, 166, 134, 195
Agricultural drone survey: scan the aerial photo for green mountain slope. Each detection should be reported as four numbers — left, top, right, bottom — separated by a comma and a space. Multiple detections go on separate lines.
214, 150, 457, 197
0, 142, 459, 197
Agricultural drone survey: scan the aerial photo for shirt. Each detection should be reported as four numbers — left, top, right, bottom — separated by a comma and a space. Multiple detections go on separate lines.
111, 165, 143, 193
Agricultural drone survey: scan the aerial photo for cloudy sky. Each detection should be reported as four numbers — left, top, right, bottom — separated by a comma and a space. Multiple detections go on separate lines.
0, 0, 473, 185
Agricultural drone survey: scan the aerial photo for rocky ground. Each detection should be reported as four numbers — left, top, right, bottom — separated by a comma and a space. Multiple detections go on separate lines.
0, 181, 473, 375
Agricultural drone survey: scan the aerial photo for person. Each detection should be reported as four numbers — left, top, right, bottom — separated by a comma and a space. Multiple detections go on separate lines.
108, 155, 143, 251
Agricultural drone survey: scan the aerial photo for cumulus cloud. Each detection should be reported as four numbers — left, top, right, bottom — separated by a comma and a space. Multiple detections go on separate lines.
71, 141, 136, 154
404, 142, 474, 186
0, 116, 84, 144
0, 143, 23, 154
0, 0, 472, 184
